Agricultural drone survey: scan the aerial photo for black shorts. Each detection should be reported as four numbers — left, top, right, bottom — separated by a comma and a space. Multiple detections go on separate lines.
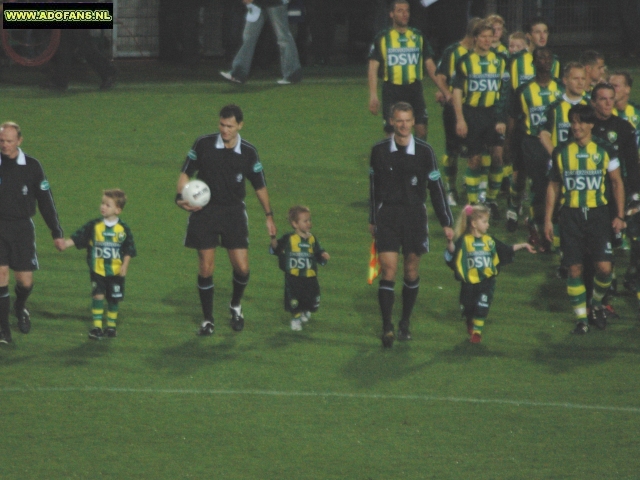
382, 81, 428, 133
0, 219, 39, 271
459, 276, 496, 320
461, 105, 504, 156
284, 274, 320, 313
184, 204, 249, 250
442, 102, 463, 155
375, 204, 429, 255
90, 271, 126, 303
559, 206, 613, 267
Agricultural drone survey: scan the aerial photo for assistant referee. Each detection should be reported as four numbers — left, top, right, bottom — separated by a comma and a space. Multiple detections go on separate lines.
369, 102, 454, 348
0, 122, 65, 344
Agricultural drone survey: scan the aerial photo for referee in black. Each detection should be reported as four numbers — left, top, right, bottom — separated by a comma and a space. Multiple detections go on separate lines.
369, 102, 454, 348
176, 104, 277, 335
0, 122, 65, 344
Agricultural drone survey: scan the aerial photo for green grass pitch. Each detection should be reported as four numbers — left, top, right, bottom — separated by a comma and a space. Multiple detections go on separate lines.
2, 62, 640, 478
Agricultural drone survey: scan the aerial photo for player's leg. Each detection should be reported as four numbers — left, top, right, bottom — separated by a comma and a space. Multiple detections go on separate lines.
0, 266, 11, 343
469, 278, 496, 343
410, 83, 428, 141
465, 154, 483, 204
88, 272, 107, 339
485, 144, 504, 217
196, 248, 216, 335
567, 263, 588, 331
462, 107, 486, 204
561, 208, 589, 333
587, 209, 615, 328
228, 248, 249, 331
398, 252, 420, 340
104, 276, 125, 338
442, 102, 461, 205
285, 274, 303, 331
89, 293, 105, 339
13, 271, 33, 334
378, 251, 398, 343
507, 144, 526, 231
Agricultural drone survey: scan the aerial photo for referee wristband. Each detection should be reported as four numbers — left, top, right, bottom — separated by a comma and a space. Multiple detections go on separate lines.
265, 211, 274, 217
616, 216, 625, 222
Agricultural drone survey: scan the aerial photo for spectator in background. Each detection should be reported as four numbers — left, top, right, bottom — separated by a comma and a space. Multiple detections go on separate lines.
43, 30, 117, 91
220, 0, 302, 85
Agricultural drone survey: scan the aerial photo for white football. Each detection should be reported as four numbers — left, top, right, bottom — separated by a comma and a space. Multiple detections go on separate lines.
182, 179, 211, 207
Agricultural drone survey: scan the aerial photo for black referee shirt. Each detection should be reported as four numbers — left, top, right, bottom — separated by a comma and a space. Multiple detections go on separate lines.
181, 133, 267, 207
0, 150, 63, 238
369, 135, 453, 227
593, 115, 640, 195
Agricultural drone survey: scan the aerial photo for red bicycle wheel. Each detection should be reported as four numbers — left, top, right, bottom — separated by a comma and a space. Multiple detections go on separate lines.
1, 28, 61, 66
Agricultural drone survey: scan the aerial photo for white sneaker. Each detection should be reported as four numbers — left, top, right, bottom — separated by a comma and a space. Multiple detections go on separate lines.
220, 71, 242, 84
290, 319, 302, 331
276, 78, 292, 85
300, 311, 311, 323
446, 191, 458, 207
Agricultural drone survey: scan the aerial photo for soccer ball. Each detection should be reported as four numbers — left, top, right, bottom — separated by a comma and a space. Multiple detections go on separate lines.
182, 179, 211, 207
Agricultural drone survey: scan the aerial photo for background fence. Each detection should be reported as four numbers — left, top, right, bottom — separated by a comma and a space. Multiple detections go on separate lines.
101, 0, 627, 59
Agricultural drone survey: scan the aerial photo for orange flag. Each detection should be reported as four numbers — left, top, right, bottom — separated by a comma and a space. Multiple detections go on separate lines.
367, 240, 380, 284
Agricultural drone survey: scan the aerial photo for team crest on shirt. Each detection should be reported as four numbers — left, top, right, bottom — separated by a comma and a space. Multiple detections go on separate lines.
116, 232, 126, 242
411, 176, 418, 186
632, 115, 639, 125
290, 299, 299, 309
236, 173, 243, 182
592, 152, 602, 164
608, 131, 617, 143
22, 185, 28, 195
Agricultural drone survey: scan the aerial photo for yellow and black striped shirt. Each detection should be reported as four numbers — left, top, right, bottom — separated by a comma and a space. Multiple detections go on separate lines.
446, 234, 515, 284
512, 79, 562, 136
369, 27, 434, 85
272, 232, 327, 278
550, 139, 618, 208
542, 94, 589, 147
437, 41, 469, 90
509, 50, 561, 91
71, 218, 137, 277
453, 50, 508, 108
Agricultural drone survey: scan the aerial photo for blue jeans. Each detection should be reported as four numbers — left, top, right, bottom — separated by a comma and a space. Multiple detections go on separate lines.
231, 4, 301, 82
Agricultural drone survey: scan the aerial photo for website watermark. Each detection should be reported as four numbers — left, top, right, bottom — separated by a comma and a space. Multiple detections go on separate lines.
3, 3, 113, 29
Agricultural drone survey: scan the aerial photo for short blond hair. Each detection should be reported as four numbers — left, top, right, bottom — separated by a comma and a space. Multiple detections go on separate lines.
0, 121, 21, 138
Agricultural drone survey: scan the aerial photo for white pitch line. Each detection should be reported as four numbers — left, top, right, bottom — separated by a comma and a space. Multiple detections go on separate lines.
2, 386, 640, 413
